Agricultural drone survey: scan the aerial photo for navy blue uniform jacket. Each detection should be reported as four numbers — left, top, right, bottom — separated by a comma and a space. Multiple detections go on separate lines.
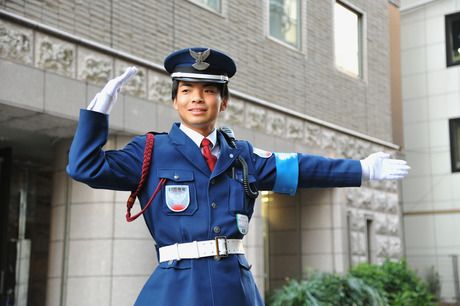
67, 109, 362, 306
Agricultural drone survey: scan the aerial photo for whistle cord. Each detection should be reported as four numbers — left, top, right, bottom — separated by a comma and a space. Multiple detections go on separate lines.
126, 178, 167, 222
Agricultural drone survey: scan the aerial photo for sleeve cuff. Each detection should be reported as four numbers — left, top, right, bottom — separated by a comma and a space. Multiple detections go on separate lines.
360, 159, 370, 181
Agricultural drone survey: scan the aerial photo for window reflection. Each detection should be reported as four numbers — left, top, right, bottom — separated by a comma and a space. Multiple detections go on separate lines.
450, 118, 460, 172
190, 0, 221, 13
334, 1, 362, 78
446, 12, 460, 66
269, 0, 300, 48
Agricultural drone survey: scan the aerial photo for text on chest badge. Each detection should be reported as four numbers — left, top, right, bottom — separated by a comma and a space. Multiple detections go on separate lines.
165, 185, 190, 212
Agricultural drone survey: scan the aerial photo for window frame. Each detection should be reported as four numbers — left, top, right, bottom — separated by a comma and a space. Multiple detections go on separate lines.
333, 0, 365, 79
267, 0, 302, 50
449, 118, 460, 172
187, 0, 223, 16
346, 212, 353, 268
445, 12, 460, 67
365, 216, 374, 264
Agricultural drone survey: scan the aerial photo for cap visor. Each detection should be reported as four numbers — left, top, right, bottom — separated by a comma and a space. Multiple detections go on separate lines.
173, 77, 227, 84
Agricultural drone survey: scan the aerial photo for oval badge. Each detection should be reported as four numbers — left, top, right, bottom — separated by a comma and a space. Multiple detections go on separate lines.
165, 185, 190, 212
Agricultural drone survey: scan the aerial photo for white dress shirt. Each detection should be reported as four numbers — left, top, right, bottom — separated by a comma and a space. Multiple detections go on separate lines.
179, 124, 221, 158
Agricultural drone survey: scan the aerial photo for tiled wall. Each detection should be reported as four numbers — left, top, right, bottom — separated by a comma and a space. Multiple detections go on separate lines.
48, 138, 155, 306
401, 0, 460, 302
0, 0, 394, 142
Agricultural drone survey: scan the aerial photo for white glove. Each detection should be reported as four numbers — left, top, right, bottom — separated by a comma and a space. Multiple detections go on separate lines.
360, 152, 410, 181
87, 66, 138, 114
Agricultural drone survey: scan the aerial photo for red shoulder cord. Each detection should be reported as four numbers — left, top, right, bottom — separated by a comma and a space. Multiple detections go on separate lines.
126, 133, 167, 222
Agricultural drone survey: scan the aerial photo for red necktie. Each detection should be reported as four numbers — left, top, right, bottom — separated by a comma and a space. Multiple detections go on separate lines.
200, 138, 217, 171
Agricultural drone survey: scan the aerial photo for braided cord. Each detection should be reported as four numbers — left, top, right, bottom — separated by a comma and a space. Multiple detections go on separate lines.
126, 133, 163, 222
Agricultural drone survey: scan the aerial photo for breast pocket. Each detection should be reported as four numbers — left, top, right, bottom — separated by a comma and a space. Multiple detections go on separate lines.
228, 170, 256, 215
158, 169, 198, 216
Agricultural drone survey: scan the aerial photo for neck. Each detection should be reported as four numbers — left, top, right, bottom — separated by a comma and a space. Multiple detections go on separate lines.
182, 122, 215, 137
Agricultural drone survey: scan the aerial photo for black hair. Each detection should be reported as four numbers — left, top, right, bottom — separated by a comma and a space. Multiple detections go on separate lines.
171, 80, 229, 101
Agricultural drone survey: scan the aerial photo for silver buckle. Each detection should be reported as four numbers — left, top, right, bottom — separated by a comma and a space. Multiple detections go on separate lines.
214, 236, 228, 259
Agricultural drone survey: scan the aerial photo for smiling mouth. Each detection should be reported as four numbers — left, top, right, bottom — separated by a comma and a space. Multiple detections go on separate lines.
189, 108, 207, 114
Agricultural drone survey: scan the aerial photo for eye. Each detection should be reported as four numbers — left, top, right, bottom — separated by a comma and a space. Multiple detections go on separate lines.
205, 88, 218, 94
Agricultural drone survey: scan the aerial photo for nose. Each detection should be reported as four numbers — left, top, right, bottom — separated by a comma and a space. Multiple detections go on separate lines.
191, 90, 204, 103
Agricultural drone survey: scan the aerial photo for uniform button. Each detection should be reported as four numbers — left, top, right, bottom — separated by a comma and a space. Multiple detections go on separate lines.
211, 202, 217, 208
210, 179, 216, 185
173, 175, 180, 180
229, 153, 234, 158
213, 226, 221, 234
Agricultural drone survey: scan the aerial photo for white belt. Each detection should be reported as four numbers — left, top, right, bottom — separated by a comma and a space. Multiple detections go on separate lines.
159, 237, 244, 262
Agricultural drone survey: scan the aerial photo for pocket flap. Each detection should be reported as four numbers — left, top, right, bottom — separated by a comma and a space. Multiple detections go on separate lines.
237, 254, 252, 270
158, 169, 194, 182
235, 172, 257, 184
158, 259, 192, 270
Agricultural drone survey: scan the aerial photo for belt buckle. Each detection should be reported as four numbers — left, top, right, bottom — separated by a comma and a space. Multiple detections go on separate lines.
214, 236, 228, 259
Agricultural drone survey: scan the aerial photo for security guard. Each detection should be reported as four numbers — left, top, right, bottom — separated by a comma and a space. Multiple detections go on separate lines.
67, 47, 409, 306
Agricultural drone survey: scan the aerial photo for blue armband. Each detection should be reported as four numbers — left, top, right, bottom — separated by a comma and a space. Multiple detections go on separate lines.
273, 153, 299, 195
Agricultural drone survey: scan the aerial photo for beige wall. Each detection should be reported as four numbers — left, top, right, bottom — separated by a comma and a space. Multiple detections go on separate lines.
401, 0, 460, 302
389, 3, 404, 147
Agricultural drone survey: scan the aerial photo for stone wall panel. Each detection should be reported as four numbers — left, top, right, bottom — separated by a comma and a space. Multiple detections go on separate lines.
35, 33, 75, 77
77, 47, 113, 85
0, 19, 33, 64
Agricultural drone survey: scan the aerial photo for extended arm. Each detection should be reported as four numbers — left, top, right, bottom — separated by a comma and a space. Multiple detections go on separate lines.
250, 145, 409, 195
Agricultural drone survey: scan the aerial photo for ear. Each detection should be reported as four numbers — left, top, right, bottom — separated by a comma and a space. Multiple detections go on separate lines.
219, 98, 228, 112
173, 98, 178, 110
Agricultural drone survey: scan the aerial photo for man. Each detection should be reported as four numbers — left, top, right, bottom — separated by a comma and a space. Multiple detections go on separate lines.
67, 47, 409, 306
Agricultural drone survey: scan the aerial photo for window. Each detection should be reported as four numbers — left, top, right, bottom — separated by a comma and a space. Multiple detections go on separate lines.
446, 12, 460, 66
346, 212, 353, 268
334, 1, 363, 78
269, 0, 301, 48
365, 218, 374, 263
189, 0, 221, 13
449, 118, 460, 172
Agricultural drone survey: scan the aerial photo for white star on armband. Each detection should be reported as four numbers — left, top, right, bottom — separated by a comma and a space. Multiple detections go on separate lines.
273, 153, 299, 195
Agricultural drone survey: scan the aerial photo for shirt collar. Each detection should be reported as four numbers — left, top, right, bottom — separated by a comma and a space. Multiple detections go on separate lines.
179, 124, 217, 149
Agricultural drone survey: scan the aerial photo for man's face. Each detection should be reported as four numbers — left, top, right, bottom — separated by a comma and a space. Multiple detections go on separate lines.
173, 81, 227, 135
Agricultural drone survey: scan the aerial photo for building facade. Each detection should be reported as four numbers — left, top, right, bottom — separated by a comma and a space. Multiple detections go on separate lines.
401, 0, 460, 303
0, 0, 402, 305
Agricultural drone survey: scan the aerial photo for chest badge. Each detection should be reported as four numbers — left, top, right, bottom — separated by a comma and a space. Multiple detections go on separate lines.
236, 214, 249, 235
165, 185, 190, 212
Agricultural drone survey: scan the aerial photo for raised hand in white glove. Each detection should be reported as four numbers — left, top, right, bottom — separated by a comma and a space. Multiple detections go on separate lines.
360, 152, 410, 181
87, 66, 138, 114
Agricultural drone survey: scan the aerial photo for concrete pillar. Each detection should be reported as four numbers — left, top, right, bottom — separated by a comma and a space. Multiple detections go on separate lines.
46, 137, 155, 306
244, 197, 265, 297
